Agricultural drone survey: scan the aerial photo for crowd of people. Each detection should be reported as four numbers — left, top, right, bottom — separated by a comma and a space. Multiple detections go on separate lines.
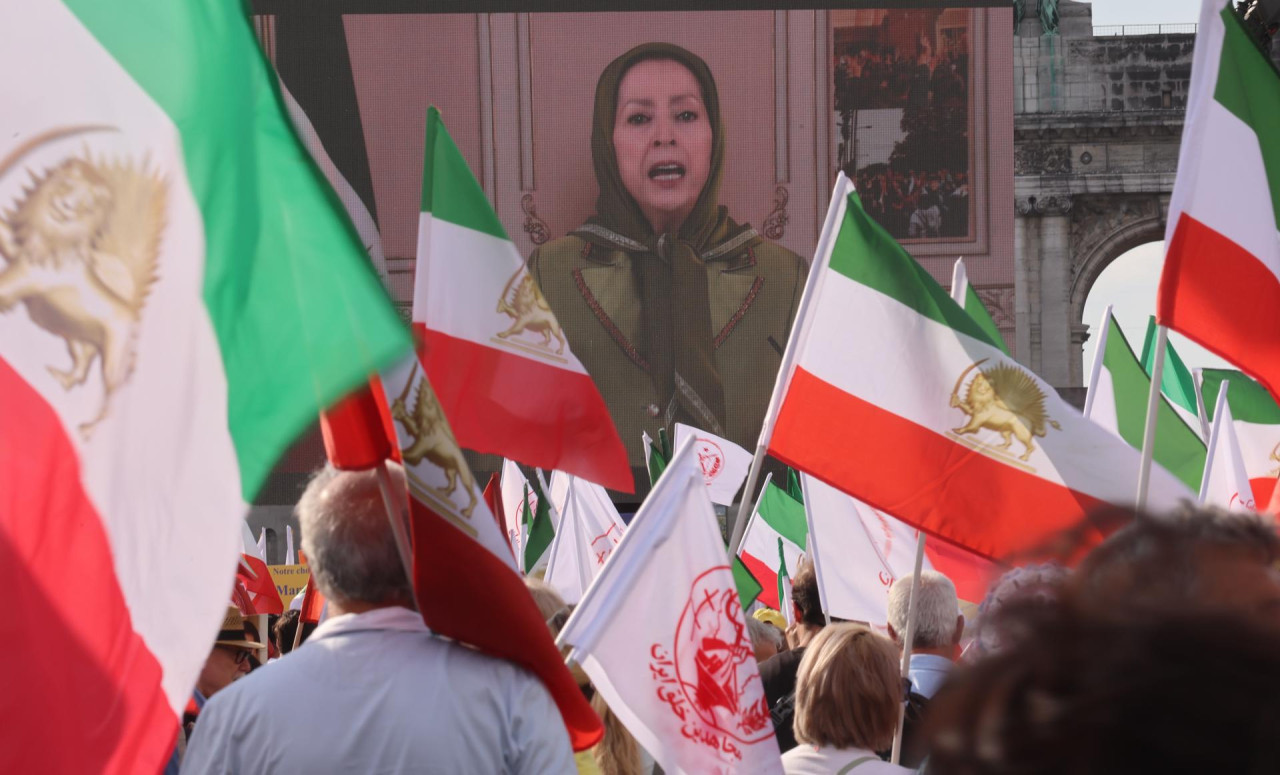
833, 32, 968, 112
850, 167, 970, 240
170, 463, 1280, 773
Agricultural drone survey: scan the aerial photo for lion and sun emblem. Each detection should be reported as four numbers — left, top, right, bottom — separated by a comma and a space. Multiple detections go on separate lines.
0, 127, 167, 439
950, 358, 1060, 463
495, 267, 565, 357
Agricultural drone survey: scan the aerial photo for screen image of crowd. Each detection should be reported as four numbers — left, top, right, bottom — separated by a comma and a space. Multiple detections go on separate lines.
834, 12, 971, 240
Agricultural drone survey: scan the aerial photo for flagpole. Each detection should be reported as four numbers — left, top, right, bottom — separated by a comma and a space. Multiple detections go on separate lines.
374, 460, 420, 609
730, 174, 853, 554
727, 472, 773, 560
1135, 325, 1170, 509
890, 531, 927, 766
1082, 305, 1113, 419
1192, 368, 1212, 441
798, 474, 832, 625
1198, 384, 1230, 504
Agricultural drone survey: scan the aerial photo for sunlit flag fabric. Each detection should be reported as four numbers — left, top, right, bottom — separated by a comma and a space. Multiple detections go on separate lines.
239, 523, 284, 616
1158, 0, 1280, 402
1084, 311, 1207, 492
0, 1, 411, 772
737, 481, 807, 611
415, 107, 631, 492
558, 440, 784, 774
1200, 368, 1280, 506
768, 175, 1192, 562
379, 356, 602, 750
675, 422, 753, 506
1140, 316, 1201, 426
1201, 383, 1260, 511
950, 257, 1009, 355
543, 478, 626, 604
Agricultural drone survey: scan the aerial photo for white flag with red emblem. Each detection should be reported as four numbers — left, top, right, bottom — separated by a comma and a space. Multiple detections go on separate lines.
558, 439, 784, 775
674, 423, 753, 506
544, 477, 627, 604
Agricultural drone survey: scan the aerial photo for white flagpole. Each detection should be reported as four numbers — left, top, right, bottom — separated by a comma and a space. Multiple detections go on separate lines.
890, 531, 928, 765
1198, 383, 1231, 504
798, 474, 832, 625
1135, 325, 1170, 509
728, 472, 773, 560
1192, 368, 1212, 442
374, 460, 420, 610
1082, 305, 1114, 419
730, 174, 853, 554
949, 257, 966, 305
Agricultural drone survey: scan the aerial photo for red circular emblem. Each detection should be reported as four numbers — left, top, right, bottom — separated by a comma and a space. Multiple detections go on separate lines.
670, 567, 773, 744
694, 439, 725, 484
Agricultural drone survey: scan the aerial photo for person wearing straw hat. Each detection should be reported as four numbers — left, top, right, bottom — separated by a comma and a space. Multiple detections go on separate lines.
194, 605, 264, 702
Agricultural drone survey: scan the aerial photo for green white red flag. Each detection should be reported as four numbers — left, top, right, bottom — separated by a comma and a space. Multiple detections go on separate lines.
1199, 368, 1280, 506
415, 107, 631, 492
1, 1, 412, 771
738, 480, 807, 611
766, 175, 1193, 562
1158, 0, 1280, 403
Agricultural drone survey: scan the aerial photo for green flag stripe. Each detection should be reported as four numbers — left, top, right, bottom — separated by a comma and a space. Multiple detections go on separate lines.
759, 484, 809, 549
1214, 7, 1280, 224
65, 0, 411, 498
829, 193, 1003, 351
732, 555, 762, 607
1202, 368, 1280, 423
1140, 316, 1199, 416
422, 106, 509, 241
1104, 315, 1206, 490
523, 479, 555, 567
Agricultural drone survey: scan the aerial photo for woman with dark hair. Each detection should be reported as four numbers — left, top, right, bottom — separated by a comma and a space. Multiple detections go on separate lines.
528, 43, 807, 480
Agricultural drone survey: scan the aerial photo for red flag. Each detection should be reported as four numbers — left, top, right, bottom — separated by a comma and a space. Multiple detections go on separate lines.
238, 525, 283, 615
319, 378, 400, 469
297, 574, 327, 625
380, 353, 603, 751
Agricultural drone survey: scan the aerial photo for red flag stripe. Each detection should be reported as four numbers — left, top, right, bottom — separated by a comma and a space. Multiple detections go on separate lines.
1, 358, 176, 774
770, 368, 1109, 563
418, 325, 633, 493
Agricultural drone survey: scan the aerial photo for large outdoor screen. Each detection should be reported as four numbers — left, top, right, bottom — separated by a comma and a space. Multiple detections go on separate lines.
251, 1, 1014, 500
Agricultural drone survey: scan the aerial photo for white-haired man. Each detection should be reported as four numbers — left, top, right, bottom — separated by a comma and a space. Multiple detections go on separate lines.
182, 465, 574, 774
887, 570, 963, 699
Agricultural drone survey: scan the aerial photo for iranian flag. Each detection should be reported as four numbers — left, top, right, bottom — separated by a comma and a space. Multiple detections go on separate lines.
1158, 0, 1280, 402
415, 107, 631, 493
1, 1, 411, 772
738, 480, 807, 611
1200, 383, 1258, 511
1200, 369, 1280, 505
1084, 310, 1207, 492
767, 175, 1193, 562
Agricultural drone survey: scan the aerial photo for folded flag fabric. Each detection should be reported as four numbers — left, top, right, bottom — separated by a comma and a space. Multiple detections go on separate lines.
643, 431, 668, 488
768, 175, 1192, 562
239, 523, 284, 616
674, 422, 753, 506
1157, 0, 1280, 404
1140, 316, 1201, 422
950, 257, 1009, 355
1200, 384, 1258, 511
1200, 369, 1280, 506
414, 107, 631, 492
1084, 311, 1207, 492
544, 477, 627, 604
1, 2, 411, 771
738, 481, 808, 611
558, 439, 784, 774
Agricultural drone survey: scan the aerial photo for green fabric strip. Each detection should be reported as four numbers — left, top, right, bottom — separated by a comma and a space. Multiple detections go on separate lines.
523, 480, 555, 569
759, 483, 809, 549
1202, 368, 1280, 424
1103, 314, 1206, 491
1140, 316, 1199, 416
731, 554, 762, 608
421, 106, 509, 241
65, 0, 411, 498
1214, 6, 1280, 225
829, 192, 1004, 351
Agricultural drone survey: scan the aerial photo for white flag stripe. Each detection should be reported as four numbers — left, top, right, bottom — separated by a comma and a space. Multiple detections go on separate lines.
1201, 384, 1257, 511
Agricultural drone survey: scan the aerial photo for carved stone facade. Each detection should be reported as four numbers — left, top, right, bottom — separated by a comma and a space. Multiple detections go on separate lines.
1014, 0, 1189, 388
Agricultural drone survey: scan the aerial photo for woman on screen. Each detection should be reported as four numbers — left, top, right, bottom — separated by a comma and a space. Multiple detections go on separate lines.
528, 42, 807, 477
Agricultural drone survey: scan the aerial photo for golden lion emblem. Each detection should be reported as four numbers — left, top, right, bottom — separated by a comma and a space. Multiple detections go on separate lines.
389, 362, 477, 518
496, 268, 564, 354
0, 132, 167, 438
950, 359, 1061, 461
1269, 441, 1280, 478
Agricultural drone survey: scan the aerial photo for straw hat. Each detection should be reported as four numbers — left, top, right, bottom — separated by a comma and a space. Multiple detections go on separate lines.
216, 605, 265, 651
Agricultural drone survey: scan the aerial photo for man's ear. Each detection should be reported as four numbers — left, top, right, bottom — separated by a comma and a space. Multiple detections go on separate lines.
887, 623, 899, 644
953, 614, 965, 646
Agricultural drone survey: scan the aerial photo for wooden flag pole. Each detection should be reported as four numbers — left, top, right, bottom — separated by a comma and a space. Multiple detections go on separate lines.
890, 531, 927, 766
1135, 324, 1170, 509
374, 460, 420, 610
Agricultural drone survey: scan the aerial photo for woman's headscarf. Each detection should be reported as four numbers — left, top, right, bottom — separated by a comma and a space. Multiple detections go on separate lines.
577, 43, 759, 435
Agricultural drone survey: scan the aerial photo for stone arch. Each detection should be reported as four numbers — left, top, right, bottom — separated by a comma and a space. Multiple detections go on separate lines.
1065, 194, 1167, 383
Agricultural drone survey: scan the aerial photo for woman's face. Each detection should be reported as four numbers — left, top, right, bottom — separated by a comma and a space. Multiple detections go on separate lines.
612, 58, 713, 235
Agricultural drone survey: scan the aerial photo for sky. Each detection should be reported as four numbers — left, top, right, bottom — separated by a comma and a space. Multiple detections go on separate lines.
1073, 2, 1233, 380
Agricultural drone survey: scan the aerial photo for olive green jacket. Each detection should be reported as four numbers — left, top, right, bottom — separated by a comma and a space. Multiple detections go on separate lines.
529, 233, 808, 479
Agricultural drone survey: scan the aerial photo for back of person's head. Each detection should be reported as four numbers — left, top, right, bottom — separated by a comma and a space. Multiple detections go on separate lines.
791, 557, 826, 628
887, 570, 960, 650
924, 599, 1280, 774
272, 609, 301, 655
296, 464, 414, 608
971, 564, 1069, 658
1073, 505, 1280, 620
793, 623, 902, 752
524, 577, 569, 623
746, 616, 784, 661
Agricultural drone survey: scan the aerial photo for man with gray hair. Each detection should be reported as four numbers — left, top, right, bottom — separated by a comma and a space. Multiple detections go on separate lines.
886, 570, 963, 699
182, 464, 574, 774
